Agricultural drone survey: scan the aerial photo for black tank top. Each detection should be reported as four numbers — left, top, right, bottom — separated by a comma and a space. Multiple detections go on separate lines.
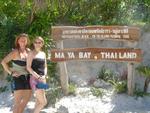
31, 58, 45, 76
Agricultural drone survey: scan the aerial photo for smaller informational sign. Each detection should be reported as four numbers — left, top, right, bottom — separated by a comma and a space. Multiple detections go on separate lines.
52, 26, 140, 41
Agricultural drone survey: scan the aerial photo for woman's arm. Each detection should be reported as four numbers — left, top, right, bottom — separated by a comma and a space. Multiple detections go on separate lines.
26, 52, 41, 79
1, 50, 15, 74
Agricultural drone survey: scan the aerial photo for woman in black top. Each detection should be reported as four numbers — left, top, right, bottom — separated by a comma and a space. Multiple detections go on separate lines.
1, 33, 32, 113
27, 36, 47, 113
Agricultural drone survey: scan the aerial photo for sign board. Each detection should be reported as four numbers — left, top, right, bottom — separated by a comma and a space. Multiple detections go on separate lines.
50, 48, 142, 62
52, 26, 140, 41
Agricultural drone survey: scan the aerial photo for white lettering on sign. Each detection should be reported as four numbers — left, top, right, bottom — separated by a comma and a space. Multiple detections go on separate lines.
67, 52, 75, 58
79, 52, 91, 58
50, 48, 141, 62
62, 28, 129, 35
100, 52, 137, 59
81, 35, 89, 38
52, 26, 140, 41
119, 52, 137, 59
112, 29, 128, 34
101, 52, 118, 59
55, 52, 65, 58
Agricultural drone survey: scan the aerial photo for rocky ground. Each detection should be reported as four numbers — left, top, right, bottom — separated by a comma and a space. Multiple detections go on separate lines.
1, 80, 150, 113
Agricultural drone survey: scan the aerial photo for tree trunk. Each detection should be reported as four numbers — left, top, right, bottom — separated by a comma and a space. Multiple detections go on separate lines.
144, 77, 150, 92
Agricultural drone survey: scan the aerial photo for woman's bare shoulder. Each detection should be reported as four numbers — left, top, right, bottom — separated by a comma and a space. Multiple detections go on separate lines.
9, 49, 18, 56
2, 49, 18, 61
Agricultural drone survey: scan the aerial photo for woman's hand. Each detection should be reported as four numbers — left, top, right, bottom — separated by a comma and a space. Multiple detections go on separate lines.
38, 76, 46, 83
12, 71, 20, 77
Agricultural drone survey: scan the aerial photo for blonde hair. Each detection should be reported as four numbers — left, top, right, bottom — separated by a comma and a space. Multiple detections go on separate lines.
15, 33, 30, 49
35, 36, 44, 45
32, 36, 45, 50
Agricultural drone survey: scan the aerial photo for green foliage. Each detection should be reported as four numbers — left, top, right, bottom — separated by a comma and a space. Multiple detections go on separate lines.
52, 0, 132, 25
134, 91, 145, 97
0, 0, 31, 58
134, 89, 150, 98
97, 65, 127, 93
47, 62, 59, 86
6, 74, 13, 82
110, 80, 127, 93
46, 87, 62, 106
90, 87, 104, 97
97, 65, 118, 82
68, 83, 77, 95
0, 65, 4, 76
136, 65, 150, 93
136, 65, 150, 77
134, 83, 150, 97
0, 74, 12, 93
45, 61, 62, 105
133, 0, 150, 23
0, 86, 8, 93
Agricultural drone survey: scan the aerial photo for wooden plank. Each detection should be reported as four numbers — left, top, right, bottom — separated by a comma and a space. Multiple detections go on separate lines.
49, 48, 142, 62
127, 63, 135, 95
51, 26, 140, 41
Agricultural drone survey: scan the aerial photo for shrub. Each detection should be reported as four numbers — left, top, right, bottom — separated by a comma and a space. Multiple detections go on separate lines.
68, 83, 77, 95
90, 87, 104, 97
136, 65, 150, 92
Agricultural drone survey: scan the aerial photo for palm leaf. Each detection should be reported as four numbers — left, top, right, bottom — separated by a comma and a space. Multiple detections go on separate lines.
136, 65, 150, 77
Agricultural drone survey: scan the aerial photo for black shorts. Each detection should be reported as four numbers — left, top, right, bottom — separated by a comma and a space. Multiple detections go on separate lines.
12, 74, 31, 90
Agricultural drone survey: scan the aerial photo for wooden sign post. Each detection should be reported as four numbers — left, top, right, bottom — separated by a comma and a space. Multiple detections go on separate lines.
127, 63, 135, 95
51, 26, 141, 96
56, 41, 68, 95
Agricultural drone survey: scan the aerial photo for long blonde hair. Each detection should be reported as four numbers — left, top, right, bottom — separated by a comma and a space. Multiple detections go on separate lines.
33, 36, 45, 50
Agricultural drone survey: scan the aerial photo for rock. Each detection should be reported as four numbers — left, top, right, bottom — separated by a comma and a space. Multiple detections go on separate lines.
93, 79, 111, 88
136, 97, 143, 104
75, 87, 91, 96
56, 105, 69, 113
70, 75, 88, 87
